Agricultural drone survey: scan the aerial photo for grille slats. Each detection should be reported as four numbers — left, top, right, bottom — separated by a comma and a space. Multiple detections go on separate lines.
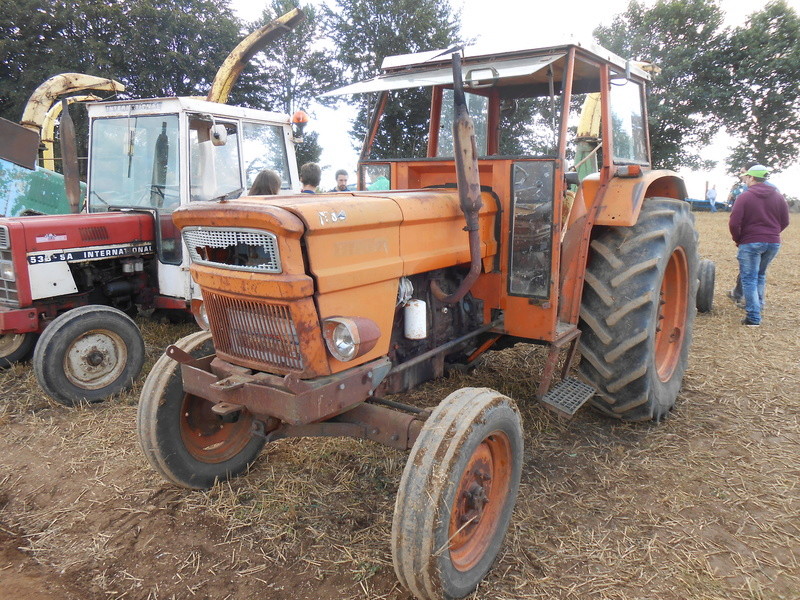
205, 291, 303, 371
0, 226, 19, 306
183, 227, 281, 273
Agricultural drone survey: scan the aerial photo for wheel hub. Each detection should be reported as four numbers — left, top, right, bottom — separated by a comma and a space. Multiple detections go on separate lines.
0, 333, 26, 356
63, 329, 128, 390
449, 432, 513, 572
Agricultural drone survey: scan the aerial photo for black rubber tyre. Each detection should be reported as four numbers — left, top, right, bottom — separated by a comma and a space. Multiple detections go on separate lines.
392, 387, 523, 600
0, 332, 37, 368
33, 306, 145, 406
696, 258, 715, 313
137, 330, 265, 489
579, 198, 698, 421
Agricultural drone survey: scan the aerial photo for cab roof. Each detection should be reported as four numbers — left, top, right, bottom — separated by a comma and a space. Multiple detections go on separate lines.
325, 39, 649, 97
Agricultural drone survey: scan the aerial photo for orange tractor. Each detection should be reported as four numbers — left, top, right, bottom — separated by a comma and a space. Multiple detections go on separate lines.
138, 40, 700, 599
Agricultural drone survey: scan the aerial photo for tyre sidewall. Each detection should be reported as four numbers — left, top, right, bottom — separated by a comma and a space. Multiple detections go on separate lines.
643, 210, 698, 417
146, 337, 265, 489
34, 306, 144, 405
432, 404, 523, 599
0, 332, 37, 368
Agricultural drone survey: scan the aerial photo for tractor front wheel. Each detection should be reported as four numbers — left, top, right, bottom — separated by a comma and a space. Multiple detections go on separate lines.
579, 197, 699, 421
33, 306, 144, 406
392, 387, 523, 600
0, 332, 37, 368
136, 330, 265, 489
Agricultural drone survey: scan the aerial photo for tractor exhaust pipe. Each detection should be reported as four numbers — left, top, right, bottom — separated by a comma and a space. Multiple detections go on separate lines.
431, 52, 483, 304
60, 99, 81, 213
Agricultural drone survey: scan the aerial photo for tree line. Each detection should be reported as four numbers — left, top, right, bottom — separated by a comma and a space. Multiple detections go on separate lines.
1, 0, 798, 174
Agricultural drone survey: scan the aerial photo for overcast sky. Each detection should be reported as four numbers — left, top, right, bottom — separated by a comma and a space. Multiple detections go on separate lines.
230, 0, 800, 197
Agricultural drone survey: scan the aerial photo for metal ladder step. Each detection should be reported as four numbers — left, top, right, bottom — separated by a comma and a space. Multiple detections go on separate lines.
541, 376, 595, 418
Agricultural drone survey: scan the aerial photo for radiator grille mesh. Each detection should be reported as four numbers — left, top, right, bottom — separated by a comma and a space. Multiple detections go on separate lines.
204, 291, 303, 371
0, 227, 18, 306
183, 228, 280, 273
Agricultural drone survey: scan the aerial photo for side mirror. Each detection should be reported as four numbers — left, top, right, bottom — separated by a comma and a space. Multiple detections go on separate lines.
210, 124, 227, 146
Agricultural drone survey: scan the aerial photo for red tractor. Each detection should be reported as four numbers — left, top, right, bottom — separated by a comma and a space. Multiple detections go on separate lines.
0, 11, 306, 405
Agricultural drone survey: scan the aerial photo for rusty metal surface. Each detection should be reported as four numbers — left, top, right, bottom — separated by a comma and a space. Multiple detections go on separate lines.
0, 117, 39, 170
40, 94, 101, 171
179, 356, 391, 426
58, 100, 80, 213
20, 73, 124, 132
261, 401, 425, 451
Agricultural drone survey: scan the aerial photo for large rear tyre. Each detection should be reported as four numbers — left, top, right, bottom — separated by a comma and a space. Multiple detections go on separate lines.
136, 330, 265, 489
33, 306, 144, 406
696, 258, 715, 313
0, 332, 37, 368
579, 198, 698, 421
392, 388, 523, 600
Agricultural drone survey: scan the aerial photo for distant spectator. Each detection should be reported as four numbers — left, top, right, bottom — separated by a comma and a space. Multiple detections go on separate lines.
299, 162, 321, 193
330, 169, 349, 192
248, 169, 281, 195
706, 185, 717, 212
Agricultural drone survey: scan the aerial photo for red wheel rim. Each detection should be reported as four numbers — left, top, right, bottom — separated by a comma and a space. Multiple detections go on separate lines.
448, 431, 513, 572
655, 247, 689, 382
179, 394, 253, 463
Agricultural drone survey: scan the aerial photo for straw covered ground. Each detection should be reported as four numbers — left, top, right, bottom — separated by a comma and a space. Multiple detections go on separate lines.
1, 211, 798, 600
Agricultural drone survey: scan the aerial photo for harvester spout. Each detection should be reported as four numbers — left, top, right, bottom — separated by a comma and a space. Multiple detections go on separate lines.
206, 8, 305, 104
431, 52, 483, 304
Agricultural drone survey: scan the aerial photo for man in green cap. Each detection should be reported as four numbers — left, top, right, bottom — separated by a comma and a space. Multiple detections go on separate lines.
728, 164, 789, 326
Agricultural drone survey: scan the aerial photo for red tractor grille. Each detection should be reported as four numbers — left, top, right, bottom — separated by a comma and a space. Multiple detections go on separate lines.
204, 291, 304, 371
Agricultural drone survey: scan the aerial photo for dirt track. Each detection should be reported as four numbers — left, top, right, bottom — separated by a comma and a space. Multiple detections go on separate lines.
1, 212, 798, 599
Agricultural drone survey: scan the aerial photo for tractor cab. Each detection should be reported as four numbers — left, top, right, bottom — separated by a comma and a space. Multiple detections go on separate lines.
327, 41, 687, 342
85, 97, 299, 301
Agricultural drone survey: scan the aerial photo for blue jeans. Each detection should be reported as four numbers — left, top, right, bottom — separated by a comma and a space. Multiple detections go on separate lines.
737, 242, 780, 324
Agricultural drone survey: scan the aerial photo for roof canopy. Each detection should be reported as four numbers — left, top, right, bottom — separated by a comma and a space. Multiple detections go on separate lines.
324, 40, 648, 97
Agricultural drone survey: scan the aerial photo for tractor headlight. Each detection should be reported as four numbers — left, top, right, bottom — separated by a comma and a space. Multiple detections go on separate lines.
322, 317, 380, 362
0, 260, 15, 282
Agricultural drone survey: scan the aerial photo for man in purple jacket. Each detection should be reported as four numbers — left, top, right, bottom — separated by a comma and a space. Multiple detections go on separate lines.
729, 165, 790, 326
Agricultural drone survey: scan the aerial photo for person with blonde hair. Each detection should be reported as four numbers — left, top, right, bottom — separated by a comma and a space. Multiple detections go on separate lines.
249, 169, 281, 195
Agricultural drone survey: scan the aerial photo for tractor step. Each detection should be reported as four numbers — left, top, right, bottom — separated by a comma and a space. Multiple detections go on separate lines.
541, 377, 595, 419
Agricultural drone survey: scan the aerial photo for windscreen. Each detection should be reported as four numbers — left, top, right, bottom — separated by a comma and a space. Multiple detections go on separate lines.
89, 115, 180, 211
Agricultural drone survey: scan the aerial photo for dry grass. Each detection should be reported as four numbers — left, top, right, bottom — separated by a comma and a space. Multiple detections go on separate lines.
0, 212, 798, 600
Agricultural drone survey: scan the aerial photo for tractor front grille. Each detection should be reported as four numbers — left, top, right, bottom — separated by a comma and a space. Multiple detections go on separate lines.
183, 227, 281, 273
204, 291, 303, 371
0, 226, 19, 306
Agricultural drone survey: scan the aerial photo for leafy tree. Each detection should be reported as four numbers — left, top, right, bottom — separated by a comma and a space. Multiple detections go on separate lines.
0, 0, 123, 121
0, 0, 249, 123
720, 1, 800, 173
324, 0, 461, 157
594, 0, 727, 170
122, 0, 243, 100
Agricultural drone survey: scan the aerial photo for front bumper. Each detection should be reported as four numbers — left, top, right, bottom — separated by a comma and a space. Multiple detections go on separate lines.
0, 306, 39, 334
170, 344, 392, 426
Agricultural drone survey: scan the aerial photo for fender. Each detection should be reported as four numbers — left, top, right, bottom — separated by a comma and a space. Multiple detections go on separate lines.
588, 169, 688, 227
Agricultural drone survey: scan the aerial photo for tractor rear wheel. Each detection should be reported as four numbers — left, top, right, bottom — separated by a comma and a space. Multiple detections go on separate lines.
392, 387, 523, 600
33, 306, 144, 406
136, 330, 265, 489
0, 332, 37, 368
579, 197, 698, 421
